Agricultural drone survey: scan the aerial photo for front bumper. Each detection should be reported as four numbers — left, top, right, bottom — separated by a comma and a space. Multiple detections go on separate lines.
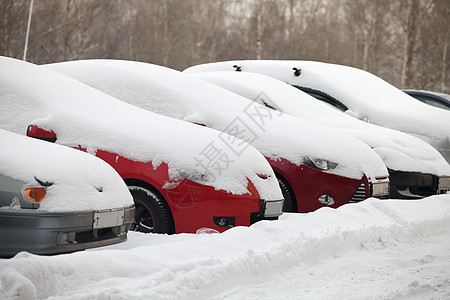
0, 205, 134, 257
213, 198, 284, 228
161, 177, 284, 233
388, 170, 448, 199
268, 157, 377, 212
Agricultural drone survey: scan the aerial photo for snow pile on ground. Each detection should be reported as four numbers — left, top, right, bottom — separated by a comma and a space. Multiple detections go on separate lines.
1, 194, 450, 299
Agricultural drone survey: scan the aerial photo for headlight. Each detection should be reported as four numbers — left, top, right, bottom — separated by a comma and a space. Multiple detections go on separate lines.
304, 157, 338, 171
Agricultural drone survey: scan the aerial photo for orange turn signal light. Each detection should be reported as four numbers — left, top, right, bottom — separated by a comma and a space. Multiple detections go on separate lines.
23, 187, 47, 203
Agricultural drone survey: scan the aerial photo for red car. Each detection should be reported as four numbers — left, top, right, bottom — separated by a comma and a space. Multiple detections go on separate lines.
0, 56, 284, 234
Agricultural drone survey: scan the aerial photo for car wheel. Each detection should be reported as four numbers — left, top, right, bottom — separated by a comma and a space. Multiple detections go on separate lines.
128, 186, 174, 234
276, 175, 297, 212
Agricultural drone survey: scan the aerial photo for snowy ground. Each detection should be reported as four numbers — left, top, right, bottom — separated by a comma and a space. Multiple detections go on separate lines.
1, 194, 450, 300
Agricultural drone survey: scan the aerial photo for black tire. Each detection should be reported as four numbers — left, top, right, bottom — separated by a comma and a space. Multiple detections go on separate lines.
276, 175, 297, 212
128, 186, 174, 234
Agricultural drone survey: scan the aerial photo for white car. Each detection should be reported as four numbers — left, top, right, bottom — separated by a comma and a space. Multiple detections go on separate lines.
0, 129, 134, 257
186, 71, 450, 199
46, 59, 390, 214
0, 56, 284, 234
183, 60, 450, 166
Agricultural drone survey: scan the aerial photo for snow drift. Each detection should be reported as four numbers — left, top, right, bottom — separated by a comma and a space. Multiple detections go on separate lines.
1, 194, 450, 299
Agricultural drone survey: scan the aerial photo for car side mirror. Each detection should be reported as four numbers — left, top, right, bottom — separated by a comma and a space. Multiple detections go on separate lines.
27, 125, 57, 142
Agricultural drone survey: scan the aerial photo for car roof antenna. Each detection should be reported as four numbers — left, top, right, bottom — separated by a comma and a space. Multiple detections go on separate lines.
233, 65, 242, 72
293, 67, 301, 76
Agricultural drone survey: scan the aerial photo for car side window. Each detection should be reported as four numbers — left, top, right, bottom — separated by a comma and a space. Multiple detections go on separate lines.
292, 85, 348, 112
410, 95, 450, 110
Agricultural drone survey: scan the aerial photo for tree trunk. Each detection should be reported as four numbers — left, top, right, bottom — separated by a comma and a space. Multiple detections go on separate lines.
256, 2, 263, 60
162, 0, 170, 66
401, 0, 419, 88
441, 31, 448, 92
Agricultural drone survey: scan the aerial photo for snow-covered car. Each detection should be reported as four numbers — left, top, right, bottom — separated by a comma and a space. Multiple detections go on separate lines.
0, 129, 134, 257
187, 71, 450, 199
403, 90, 450, 111
0, 56, 284, 234
183, 60, 450, 166
47, 59, 390, 214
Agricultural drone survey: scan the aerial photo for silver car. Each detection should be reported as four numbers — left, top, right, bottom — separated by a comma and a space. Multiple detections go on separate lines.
0, 129, 134, 257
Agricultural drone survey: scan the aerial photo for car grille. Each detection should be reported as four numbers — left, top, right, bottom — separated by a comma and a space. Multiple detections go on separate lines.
349, 182, 367, 203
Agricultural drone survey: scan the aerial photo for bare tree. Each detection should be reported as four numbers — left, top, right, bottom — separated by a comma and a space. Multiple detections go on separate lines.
0, 0, 447, 91
1, 0, 28, 58
400, 0, 420, 88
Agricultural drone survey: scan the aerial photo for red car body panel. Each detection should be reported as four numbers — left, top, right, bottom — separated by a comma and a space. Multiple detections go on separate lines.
95, 150, 262, 233
267, 157, 367, 212
27, 125, 265, 233
183, 122, 371, 213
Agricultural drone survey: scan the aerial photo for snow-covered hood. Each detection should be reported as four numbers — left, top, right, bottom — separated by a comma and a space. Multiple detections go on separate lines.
0, 129, 133, 212
188, 71, 450, 177
0, 56, 281, 199
46, 59, 389, 181
184, 60, 450, 164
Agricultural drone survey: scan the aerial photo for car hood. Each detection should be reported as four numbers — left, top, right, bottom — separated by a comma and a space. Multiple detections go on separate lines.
46, 59, 389, 181
188, 71, 450, 177
0, 56, 282, 199
0, 129, 133, 212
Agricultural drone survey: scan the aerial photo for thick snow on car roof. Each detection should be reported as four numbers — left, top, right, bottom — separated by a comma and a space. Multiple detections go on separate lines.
0, 56, 281, 199
0, 129, 133, 212
184, 60, 450, 147
46, 59, 389, 181
189, 71, 450, 176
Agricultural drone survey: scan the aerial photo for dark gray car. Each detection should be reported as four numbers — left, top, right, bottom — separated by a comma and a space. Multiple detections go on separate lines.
0, 129, 134, 257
